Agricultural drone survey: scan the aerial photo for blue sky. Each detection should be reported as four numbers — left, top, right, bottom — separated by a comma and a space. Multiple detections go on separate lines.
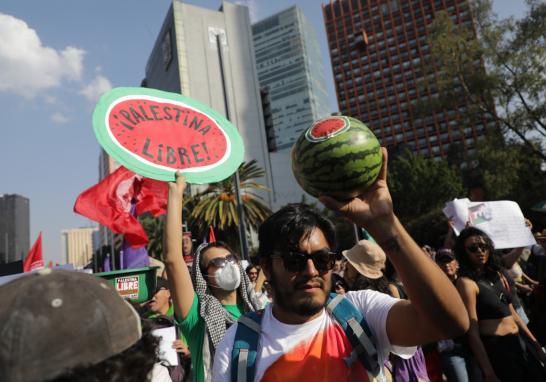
0, 0, 525, 264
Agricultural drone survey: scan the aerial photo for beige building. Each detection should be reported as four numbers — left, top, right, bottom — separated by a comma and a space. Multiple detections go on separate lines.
61, 227, 99, 268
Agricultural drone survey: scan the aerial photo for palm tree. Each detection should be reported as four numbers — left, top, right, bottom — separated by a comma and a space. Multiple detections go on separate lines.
187, 160, 272, 251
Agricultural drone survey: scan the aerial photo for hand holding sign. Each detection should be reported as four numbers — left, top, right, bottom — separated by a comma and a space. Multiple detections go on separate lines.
93, 87, 244, 183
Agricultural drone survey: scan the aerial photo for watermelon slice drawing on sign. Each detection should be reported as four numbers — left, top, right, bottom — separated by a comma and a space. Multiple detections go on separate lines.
93, 87, 245, 183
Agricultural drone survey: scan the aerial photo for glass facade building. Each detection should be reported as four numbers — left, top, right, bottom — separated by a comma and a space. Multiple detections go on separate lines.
323, 0, 494, 158
0, 194, 30, 263
253, 6, 331, 152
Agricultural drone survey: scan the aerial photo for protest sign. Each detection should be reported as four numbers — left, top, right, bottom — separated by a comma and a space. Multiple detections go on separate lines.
443, 198, 537, 249
93, 87, 244, 183
152, 327, 179, 366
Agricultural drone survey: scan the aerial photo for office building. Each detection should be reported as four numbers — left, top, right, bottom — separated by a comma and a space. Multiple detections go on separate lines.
252, 6, 331, 151
323, 0, 493, 158
143, 0, 274, 206
61, 227, 99, 268
252, 6, 331, 208
0, 194, 30, 263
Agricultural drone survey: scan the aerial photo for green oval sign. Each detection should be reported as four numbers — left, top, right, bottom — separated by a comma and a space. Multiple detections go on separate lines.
93, 87, 244, 183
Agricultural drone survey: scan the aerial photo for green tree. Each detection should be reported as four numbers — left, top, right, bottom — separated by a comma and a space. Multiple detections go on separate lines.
388, 149, 464, 243
424, 0, 546, 160
139, 214, 165, 259
187, 160, 272, 251
464, 132, 546, 212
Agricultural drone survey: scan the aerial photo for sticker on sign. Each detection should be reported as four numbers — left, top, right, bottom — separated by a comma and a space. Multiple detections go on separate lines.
115, 276, 140, 299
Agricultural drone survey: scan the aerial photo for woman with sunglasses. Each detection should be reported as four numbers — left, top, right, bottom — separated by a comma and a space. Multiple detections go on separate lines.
455, 226, 545, 381
163, 174, 265, 382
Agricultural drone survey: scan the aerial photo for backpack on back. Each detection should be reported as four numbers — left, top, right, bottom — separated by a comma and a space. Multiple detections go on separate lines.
231, 292, 380, 382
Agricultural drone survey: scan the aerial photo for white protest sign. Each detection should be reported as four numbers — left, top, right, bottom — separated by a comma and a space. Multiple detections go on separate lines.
443, 199, 536, 249
151, 326, 179, 366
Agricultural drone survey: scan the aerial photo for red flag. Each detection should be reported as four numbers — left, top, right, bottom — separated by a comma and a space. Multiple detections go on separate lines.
134, 176, 168, 217
208, 225, 216, 243
24, 232, 44, 272
73, 167, 168, 246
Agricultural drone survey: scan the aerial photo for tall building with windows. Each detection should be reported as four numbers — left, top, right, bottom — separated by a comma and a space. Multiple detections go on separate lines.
143, 0, 274, 206
61, 227, 99, 268
323, 0, 493, 158
252, 6, 331, 151
252, 6, 331, 208
0, 194, 30, 263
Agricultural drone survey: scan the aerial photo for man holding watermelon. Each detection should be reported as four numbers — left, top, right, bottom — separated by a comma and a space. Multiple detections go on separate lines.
212, 146, 470, 381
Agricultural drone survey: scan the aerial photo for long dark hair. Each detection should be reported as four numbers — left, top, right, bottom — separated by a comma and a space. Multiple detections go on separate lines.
352, 274, 393, 296
454, 227, 502, 282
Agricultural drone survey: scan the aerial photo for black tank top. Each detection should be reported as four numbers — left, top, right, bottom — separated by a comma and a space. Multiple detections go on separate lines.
475, 276, 512, 320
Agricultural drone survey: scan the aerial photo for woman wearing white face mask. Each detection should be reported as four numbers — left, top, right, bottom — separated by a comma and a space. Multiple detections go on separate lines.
163, 174, 264, 382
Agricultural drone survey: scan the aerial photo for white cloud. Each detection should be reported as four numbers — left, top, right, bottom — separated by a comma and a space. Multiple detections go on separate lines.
51, 112, 70, 124
0, 13, 85, 98
79, 74, 112, 103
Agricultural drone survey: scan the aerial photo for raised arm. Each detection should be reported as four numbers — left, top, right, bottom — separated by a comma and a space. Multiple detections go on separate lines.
163, 173, 195, 320
254, 267, 266, 293
320, 148, 469, 346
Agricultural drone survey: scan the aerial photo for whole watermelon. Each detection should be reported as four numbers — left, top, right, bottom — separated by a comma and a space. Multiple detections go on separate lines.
291, 115, 382, 199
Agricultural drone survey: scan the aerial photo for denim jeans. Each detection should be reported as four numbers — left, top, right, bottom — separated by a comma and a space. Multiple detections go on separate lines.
440, 351, 482, 382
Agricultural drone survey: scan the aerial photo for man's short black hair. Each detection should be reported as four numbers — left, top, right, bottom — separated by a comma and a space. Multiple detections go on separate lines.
258, 203, 336, 259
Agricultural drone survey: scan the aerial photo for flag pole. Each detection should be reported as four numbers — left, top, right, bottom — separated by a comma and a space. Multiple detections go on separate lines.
216, 33, 249, 260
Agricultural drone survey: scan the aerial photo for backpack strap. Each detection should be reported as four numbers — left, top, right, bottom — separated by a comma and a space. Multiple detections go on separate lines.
231, 310, 263, 382
326, 293, 380, 376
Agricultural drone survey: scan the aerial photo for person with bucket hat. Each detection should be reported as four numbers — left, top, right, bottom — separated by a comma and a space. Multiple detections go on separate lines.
343, 240, 431, 382
342, 239, 400, 298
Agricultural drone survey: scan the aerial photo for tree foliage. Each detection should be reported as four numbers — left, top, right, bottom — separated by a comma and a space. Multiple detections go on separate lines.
464, 132, 546, 212
186, 160, 272, 251
389, 149, 465, 222
139, 214, 164, 259
425, 0, 546, 160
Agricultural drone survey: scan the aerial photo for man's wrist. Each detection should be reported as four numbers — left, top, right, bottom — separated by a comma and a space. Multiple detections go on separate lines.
363, 214, 399, 242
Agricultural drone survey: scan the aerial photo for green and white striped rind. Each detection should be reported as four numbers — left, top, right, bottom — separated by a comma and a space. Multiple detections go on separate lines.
291, 117, 382, 197
92, 87, 245, 183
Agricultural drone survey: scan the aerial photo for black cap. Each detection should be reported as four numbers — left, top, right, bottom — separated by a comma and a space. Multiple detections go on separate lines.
436, 249, 455, 263
155, 277, 170, 292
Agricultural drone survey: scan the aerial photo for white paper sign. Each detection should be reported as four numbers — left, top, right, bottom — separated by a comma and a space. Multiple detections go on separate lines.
443, 198, 536, 249
152, 326, 179, 366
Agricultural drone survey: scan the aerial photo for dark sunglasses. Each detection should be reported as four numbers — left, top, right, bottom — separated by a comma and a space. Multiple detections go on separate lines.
205, 254, 236, 270
466, 243, 488, 253
271, 249, 336, 273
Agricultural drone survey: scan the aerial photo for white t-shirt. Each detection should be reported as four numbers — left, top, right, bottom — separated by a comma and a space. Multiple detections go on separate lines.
212, 290, 416, 382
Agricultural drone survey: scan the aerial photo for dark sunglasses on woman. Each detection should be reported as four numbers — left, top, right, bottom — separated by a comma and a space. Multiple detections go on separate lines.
466, 243, 489, 253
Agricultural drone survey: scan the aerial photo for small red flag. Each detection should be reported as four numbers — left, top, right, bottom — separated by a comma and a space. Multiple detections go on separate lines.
23, 232, 44, 272
208, 225, 216, 243
73, 167, 168, 246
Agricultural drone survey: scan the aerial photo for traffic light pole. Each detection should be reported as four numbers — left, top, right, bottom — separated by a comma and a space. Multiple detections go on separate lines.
216, 34, 249, 260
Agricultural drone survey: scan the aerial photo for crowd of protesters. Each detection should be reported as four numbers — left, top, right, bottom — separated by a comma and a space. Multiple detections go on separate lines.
1, 148, 546, 382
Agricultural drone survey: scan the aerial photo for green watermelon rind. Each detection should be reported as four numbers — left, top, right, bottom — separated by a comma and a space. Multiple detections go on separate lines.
292, 117, 382, 197
93, 87, 245, 183
305, 116, 350, 143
